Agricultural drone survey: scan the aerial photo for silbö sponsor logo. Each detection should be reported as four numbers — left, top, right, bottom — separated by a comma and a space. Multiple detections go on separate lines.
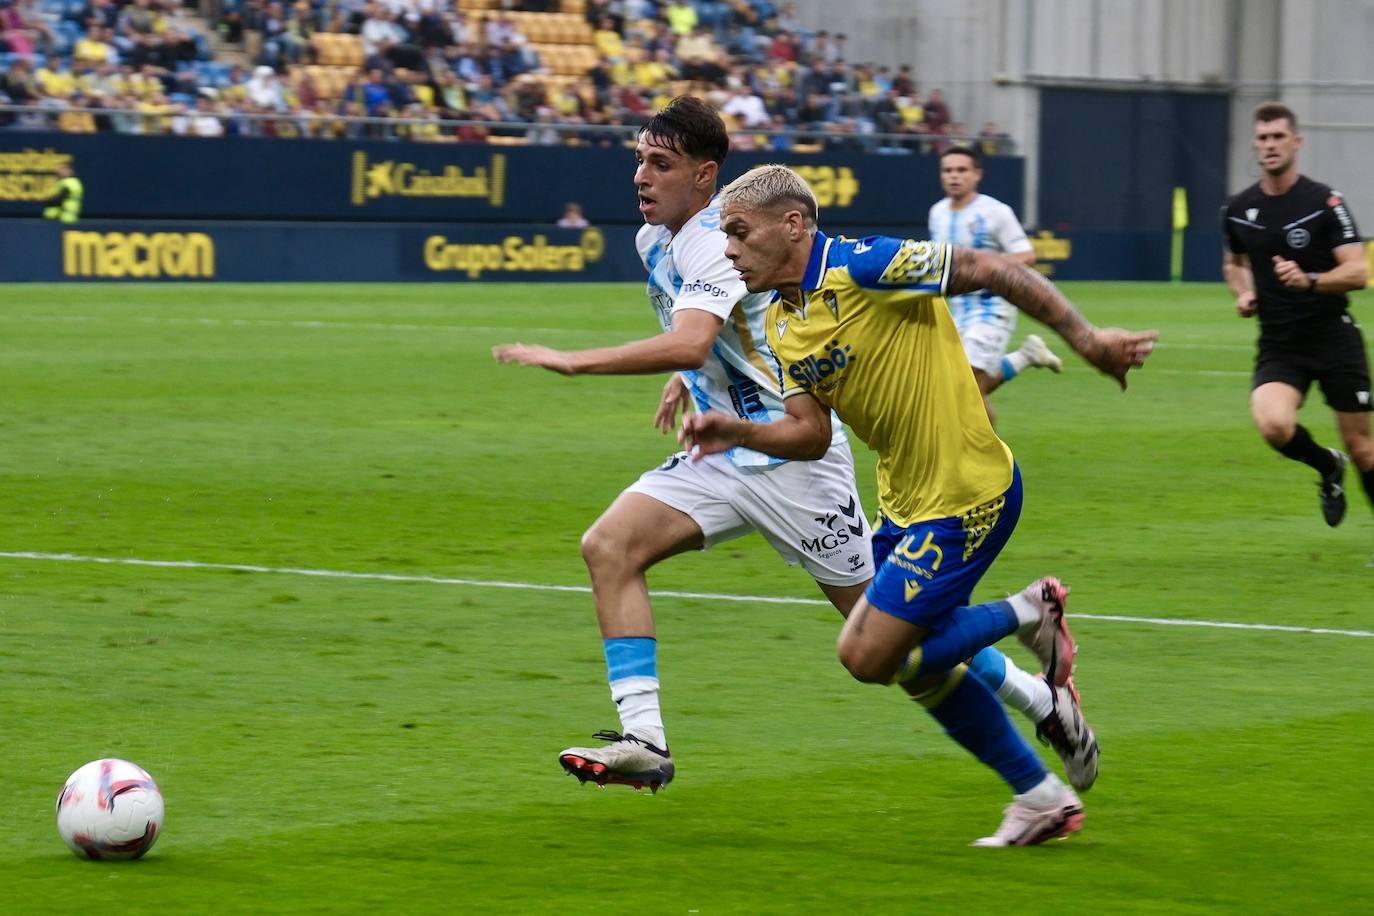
787, 340, 852, 390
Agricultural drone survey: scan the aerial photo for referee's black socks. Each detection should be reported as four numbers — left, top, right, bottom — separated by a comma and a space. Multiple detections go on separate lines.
1361, 464, 1374, 510
1276, 424, 1340, 475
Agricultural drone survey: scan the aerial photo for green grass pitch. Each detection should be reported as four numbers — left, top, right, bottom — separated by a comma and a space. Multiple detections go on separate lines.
1, 281, 1371, 913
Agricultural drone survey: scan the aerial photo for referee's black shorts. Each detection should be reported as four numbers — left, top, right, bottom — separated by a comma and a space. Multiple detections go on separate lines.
1253, 313, 1372, 412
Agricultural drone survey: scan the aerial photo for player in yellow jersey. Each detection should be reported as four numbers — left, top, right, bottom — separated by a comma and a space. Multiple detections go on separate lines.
497, 99, 1098, 803
682, 165, 1157, 846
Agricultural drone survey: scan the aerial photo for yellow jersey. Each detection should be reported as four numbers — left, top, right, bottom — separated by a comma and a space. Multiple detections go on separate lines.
767, 231, 1014, 525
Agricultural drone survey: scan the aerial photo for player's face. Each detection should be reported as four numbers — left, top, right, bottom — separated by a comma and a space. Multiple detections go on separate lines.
1253, 118, 1301, 176
939, 153, 981, 202
720, 203, 805, 293
634, 134, 712, 233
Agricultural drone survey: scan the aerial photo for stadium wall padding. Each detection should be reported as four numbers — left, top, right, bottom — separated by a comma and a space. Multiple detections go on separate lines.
0, 218, 1238, 283
1038, 88, 1230, 281
1, 125, 1239, 281
0, 220, 644, 282
0, 133, 1024, 227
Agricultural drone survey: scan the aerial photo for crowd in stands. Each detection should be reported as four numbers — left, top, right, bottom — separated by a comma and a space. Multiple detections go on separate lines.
0, 0, 1015, 154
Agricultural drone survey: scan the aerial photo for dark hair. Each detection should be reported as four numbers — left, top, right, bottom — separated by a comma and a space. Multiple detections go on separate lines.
939, 145, 982, 167
638, 95, 729, 166
1253, 101, 1298, 132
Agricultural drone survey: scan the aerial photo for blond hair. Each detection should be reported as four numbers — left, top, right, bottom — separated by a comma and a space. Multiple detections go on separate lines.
718, 164, 818, 229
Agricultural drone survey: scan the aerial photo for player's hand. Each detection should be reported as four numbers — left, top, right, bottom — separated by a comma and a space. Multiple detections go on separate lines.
491, 343, 576, 375
1235, 290, 1258, 317
1271, 256, 1309, 290
679, 410, 743, 460
653, 373, 692, 433
1091, 327, 1158, 390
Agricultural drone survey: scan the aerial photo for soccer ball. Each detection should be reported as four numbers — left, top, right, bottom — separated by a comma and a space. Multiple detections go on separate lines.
55, 758, 164, 860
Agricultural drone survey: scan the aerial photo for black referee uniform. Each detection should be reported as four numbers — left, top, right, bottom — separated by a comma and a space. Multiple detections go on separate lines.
1223, 176, 1370, 412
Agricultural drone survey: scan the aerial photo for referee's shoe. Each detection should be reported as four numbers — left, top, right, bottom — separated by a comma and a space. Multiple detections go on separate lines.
1319, 448, 1349, 527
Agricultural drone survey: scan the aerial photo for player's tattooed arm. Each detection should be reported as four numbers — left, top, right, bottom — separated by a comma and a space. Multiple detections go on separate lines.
947, 247, 1096, 353
946, 246, 1158, 389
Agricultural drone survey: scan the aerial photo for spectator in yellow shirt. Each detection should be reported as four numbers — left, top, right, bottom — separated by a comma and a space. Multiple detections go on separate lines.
898, 94, 924, 128
633, 47, 677, 89
73, 25, 117, 65
136, 92, 174, 133
664, 1, 697, 36
57, 97, 98, 133
593, 15, 624, 60
36, 54, 77, 98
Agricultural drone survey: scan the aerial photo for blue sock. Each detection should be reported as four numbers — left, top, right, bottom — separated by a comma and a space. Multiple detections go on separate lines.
909, 600, 1018, 680
603, 637, 657, 682
922, 666, 1046, 793
1000, 356, 1019, 382
967, 646, 1008, 692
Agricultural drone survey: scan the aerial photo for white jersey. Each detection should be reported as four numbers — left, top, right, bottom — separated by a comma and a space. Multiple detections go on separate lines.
928, 193, 1033, 325
636, 199, 846, 468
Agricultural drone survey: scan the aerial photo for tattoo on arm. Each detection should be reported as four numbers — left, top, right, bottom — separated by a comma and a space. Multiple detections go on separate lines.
947, 247, 1098, 358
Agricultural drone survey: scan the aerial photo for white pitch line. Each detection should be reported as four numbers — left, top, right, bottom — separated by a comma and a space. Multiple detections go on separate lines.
0, 314, 591, 336
1, 550, 1370, 639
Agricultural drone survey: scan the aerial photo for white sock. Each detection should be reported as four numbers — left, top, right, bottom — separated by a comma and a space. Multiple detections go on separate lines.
610, 675, 666, 749
1006, 347, 1033, 374
993, 656, 1054, 722
1016, 772, 1067, 808
1007, 591, 1040, 630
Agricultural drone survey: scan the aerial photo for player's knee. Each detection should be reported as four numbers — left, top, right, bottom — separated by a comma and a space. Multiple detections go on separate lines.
1255, 416, 1295, 447
1343, 431, 1374, 467
835, 635, 897, 685
580, 523, 630, 577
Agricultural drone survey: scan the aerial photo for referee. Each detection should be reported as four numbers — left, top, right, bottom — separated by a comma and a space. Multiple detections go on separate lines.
1223, 102, 1373, 559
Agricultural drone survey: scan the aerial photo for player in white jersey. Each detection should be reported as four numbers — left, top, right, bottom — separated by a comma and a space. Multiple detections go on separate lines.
493, 98, 1097, 797
492, 97, 873, 791
930, 146, 1062, 423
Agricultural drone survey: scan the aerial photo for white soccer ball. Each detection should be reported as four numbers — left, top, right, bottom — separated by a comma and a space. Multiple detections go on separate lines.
55, 758, 164, 860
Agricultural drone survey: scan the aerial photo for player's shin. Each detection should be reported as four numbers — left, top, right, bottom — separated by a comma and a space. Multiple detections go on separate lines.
967, 646, 1053, 721
914, 664, 1048, 794
604, 637, 666, 749
1276, 424, 1339, 473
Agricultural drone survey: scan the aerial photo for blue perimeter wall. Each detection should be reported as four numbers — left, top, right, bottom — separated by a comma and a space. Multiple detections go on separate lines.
0, 219, 644, 282
0, 132, 1022, 226
0, 129, 1227, 281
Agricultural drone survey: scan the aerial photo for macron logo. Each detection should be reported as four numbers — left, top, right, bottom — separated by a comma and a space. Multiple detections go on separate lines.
1359, 391, 1370, 406
853, 241, 872, 254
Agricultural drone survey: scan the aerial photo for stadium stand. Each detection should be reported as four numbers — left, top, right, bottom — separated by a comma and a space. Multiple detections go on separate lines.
0, 0, 1007, 153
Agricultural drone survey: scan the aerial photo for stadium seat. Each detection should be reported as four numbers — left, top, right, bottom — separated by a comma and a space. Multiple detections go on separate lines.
311, 33, 339, 66
338, 34, 364, 67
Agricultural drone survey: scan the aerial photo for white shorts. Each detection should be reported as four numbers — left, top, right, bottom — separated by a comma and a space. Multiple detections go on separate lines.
625, 441, 873, 586
952, 300, 1016, 376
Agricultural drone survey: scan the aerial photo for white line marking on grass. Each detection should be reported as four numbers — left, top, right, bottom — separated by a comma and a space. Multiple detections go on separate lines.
0, 314, 585, 336
2, 550, 1371, 639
